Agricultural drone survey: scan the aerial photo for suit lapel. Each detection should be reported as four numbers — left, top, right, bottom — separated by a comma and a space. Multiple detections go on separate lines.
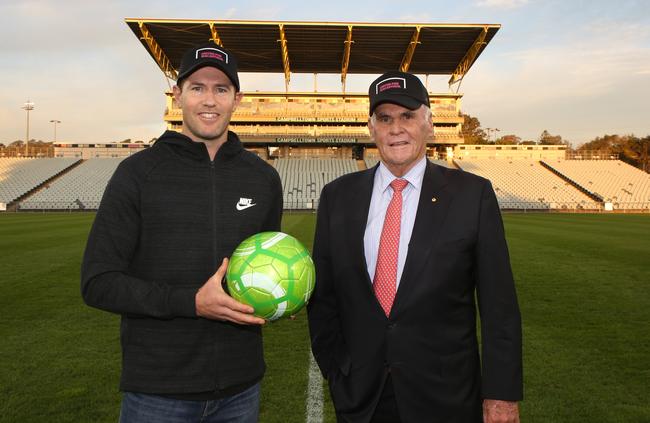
345, 166, 376, 286
391, 161, 451, 318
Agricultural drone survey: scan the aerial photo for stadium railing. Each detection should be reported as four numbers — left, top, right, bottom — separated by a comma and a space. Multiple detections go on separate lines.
282, 200, 320, 211
16, 201, 101, 211
496, 201, 648, 212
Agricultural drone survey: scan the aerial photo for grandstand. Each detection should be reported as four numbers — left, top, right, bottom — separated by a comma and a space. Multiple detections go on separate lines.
0, 158, 79, 209
454, 159, 601, 210
20, 158, 124, 211
128, 19, 483, 158
166, 91, 464, 148
1, 19, 648, 213
4, 154, 646, 212
275, 158, 358, 208
542, 159, 650, 210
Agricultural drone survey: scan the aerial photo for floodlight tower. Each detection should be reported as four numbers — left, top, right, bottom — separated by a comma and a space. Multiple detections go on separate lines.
486, 127, 500, 143
22, 100, 35, 157
50, 119, 61, 142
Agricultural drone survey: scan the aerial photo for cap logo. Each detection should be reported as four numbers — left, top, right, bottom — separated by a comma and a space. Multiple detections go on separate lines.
195, 47, 228, 63
376, 77, 406, 94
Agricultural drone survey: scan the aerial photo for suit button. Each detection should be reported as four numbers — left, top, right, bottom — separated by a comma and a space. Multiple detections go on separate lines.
387, 323, 395, 330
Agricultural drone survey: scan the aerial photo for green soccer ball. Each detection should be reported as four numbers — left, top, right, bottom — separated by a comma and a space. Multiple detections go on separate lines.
226, 231, 315, 321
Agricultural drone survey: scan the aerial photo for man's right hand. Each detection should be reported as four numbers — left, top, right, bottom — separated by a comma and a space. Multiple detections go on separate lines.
195, 258, 266, 325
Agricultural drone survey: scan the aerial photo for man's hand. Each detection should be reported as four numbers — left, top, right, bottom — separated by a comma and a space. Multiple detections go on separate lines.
195, 258, 266, 325
483, 399, 519, 423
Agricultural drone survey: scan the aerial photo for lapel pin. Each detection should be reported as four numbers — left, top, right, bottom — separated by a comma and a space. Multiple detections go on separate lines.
432, 197, 437, 203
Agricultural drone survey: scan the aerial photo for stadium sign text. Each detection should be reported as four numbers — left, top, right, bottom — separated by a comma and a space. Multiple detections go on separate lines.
274, 117, 357, 123
274, 137, 358, 143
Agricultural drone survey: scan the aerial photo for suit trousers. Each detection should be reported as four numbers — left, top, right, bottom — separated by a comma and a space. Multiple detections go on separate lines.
370, 374, 402, 423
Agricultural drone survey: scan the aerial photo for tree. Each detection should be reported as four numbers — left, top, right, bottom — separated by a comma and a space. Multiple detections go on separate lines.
461, 113, 488, 144
495, 134, 521, 145
578, 134, 650, 171
539, 130, 566, 145
621, 136, 650, 172
578, 134, 629, 158
639, 136, 650, 172
578, 134, 618, 152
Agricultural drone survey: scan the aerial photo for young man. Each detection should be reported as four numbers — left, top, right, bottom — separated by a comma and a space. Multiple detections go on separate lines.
308, 71, 523, 423
82, 43, 282, 422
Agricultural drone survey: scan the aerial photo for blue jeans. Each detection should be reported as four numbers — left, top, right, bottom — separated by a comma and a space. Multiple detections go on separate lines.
119, 383, 260, 423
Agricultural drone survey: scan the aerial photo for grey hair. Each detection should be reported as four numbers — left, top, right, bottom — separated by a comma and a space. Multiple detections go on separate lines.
370, 104, 433, 125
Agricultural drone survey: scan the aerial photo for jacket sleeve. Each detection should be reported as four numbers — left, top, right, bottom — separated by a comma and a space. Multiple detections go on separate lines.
475, 180, 523, 400
80, 163, 197, 319
307, 185, 347, 378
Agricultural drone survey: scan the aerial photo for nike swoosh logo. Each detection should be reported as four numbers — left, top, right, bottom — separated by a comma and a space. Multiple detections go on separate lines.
236, 203, 257, 211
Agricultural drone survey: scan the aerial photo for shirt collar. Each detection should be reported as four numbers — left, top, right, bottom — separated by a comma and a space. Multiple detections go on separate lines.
377, 156, 427, 193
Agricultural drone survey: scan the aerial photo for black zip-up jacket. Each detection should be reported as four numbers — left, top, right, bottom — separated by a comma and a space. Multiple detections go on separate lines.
81, 130, 282, 395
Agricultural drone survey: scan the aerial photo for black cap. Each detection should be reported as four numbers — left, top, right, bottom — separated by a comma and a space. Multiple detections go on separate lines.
176, 43, 240, 91
368, 71, 430, 115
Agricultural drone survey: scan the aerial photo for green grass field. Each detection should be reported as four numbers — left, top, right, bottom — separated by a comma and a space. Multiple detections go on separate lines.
1, 212, 649, 422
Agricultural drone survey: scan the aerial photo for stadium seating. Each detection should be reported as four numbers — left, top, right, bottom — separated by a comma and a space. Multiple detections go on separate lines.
455, 159, 600, 210
274, 158, 358, 209
20, 158, 124, 210
4, 155, 648, 212
0, 158, 79, 204
542, 159, 650, 209
364, 157, 379, 169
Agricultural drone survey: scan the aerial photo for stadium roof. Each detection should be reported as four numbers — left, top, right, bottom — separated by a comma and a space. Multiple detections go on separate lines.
125, 19, 500, 90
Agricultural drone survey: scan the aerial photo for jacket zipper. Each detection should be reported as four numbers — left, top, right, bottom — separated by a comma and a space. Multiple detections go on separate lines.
210, 159, 221, 391
211, 160, 218, 269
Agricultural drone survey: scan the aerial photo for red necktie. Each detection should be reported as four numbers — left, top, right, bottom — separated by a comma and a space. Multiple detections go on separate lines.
373, 178, 409, 316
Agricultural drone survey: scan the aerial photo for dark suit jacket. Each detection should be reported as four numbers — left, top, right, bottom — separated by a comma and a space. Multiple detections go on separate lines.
307, 161, 523, 423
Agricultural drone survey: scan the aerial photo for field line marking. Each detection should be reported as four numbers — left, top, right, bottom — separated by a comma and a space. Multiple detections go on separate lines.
306, 349, 324, 423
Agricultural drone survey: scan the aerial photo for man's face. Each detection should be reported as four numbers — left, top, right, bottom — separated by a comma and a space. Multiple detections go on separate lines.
173, 66, 242, 144
368, 103, 433, 177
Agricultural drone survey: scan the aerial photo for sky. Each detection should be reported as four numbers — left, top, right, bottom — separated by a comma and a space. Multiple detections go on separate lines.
1, 0, 649, 147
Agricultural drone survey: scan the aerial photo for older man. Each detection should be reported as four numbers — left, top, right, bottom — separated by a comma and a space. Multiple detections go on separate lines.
308, 71, 522, 423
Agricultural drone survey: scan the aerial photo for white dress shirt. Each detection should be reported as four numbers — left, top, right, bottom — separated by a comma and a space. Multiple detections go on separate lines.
364, 157, 426, 287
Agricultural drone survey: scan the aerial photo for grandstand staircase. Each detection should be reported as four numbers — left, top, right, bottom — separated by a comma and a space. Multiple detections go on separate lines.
539, 161, 604, 203
7, 159, 84, 211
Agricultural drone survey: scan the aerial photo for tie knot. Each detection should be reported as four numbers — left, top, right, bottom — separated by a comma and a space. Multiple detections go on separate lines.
390, 178, 408, 193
